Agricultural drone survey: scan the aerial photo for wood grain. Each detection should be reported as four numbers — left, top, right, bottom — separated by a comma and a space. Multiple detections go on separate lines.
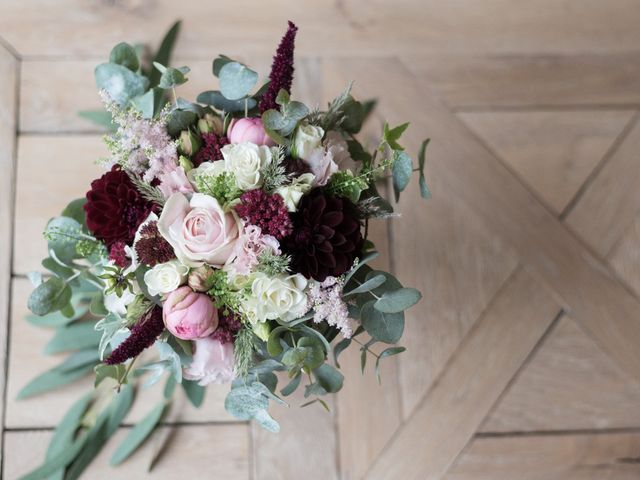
402, 54, 640, 108
0, 42, 17, 469
365, 269, 560, 480
327, 57, 640, 389
608, 213, 640, 298
444, 433, 640, 480
4, 424, 250, 479
564, 115, 640, 257
481, 315, 640, 432
459, 110, 634, 214
4, 1, 640, 58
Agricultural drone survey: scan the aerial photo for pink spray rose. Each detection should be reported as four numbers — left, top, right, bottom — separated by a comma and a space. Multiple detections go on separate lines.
230, 224, 280, 275
157, 192, 241, 267
184, 336, 235, 385
163, 286, 218, 340
158, 166, 194, 199
227, 118, 274, 146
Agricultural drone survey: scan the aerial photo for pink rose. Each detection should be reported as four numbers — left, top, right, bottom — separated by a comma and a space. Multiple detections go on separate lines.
157, 192, 241, 267
230, 224, 280, 275
304, 131, 353, 186
158, 166, 194, 199
184, 336, 235, 385
163, 286, 218, 340
227, 118, 274, 146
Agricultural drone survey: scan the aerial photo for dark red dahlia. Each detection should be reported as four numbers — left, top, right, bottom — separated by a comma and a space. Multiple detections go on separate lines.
84, 166, 154, 248
283, 155, 311, 177
211, 310, 242, 344
134, 221, 176, 267
193, 132, 229, 167
109, 241, 130, 268
282, 189, 363, 281
105, 306, 164, 365
259, 21, 298, 113
235, 189, 293, 240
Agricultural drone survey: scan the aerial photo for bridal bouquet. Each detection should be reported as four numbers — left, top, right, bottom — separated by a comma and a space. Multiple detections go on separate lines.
21, 21, 429, 478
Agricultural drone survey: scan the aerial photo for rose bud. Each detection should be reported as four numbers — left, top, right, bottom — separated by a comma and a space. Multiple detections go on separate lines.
163, 286, 218, 340
188, 265, 215, 292
179, 129, 202, 156
227, 118, 274, 146
179, 155, 194, 173
198, 113, 223, 135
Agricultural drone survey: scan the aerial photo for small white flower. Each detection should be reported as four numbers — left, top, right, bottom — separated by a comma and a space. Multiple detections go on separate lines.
293, 124, 324, 160
275, 173, 315, 212
144, 260, 189, 296
241, 272, 308, 323
221, 142, 272, 190
104, 289, 136, 316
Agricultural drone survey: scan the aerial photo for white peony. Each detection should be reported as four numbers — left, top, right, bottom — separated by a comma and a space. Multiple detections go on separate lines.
293, 124, 324, 160
221, 142, 273, 190
241, 273, 308, 323
143, 260, 189, 296
275, 173, 315, 212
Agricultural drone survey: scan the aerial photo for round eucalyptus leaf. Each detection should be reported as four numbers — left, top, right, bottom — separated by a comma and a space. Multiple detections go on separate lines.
197, 90, 256, 112
28, 277, 71, 316
219, 62, 258, 100
360, 300, 405, 344
95, 63, 149, 106
374, 287, 422, 313
109, 42, 140, 72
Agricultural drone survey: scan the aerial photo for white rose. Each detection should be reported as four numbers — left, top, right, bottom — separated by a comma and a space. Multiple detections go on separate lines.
144, 260, 189, 296
242, 273, 308, 323
275, 173, 315, 212
221, 142, 272, 190
187, 160, 226, 190
293, 124, 324, 160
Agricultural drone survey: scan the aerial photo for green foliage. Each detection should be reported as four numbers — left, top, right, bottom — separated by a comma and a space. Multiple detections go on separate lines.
194, 171, 242, 206
225, 382, 284, 433
282, 336, 325, 375
375, 287, 422, 313
392, 150, 414, 202
197, 90, 257, 113
234, 326, 257, 379
383, 121, 410, 151
154, 62, 190, 89
212, 54, 234, 76
182, 380, 206, 407
149, 20, 182, 87
257, 250, 291, 276
95, 63, 149, 106
94, 363, 127, 387
262, 89, 310, 142
130, 87, 165, 119
111, 400, 168, 465
418, 138, 432, 199
375, 346, 406, 384
95, 313, 127, 360
260, 146, 288, 192
28, 277, 71, 316
327, 170, 369, 203
219, 61, 258, 100
109, 42, 140, 72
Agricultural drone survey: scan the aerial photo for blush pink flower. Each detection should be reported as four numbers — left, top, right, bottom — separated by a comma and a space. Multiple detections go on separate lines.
227, 118, 274, 146
158, 166, 194, 199
163, 286, 218, 340
184, 336, 235, 385
158, 192, 241, 267
230, 224, 280, 275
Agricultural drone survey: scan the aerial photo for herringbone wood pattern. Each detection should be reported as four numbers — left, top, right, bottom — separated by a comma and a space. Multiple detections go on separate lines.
1, 2, 640, 479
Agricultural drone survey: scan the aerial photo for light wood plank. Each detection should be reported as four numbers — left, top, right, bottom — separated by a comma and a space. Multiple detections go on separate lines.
365, 269, 560, 480
4, 424, 249, 479
402, 54, 640, 108
4, 1, 640, 58
608, 213, 640, 297
444, 433, 640, 480
6, 279, 237, 428
565, 115, 640, 257
327, 57, 640, 391
481, 315, 640, 432
0, 42, 17, 469
13, 135, 105, 274
459, 110, 634, 214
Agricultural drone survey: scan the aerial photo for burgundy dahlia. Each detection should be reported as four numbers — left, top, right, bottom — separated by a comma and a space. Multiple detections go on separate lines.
84, 166, 154, 247
282, 189, 363, 281
235, 189, 293, 240
135, 221, 176, 267
259, 21, 298, 113
283, 155, 311, 177
193, 132, 229, 167
105, 306, 164, 365
211, 310, 242, 344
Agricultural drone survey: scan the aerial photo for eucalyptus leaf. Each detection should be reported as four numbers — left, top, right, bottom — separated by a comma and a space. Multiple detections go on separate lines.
17, 363, 94, 399
27, 271, 43, 288
392, 150, 413, 202
61, 198, 88, 228
28, 277, 71, 316
360, 300, 405, 344
374, 346, 406, 383
196, 90, 256, 112
78, 110, 114, 130
166, 109, 197, 136
343, 250, 379, 285
333, 337, 352, 369
149, 20, 181, 87
313, 363, 344, 393
280, 373, 301, 397
253, 409, 280, 433
182, 380, 206, 407
158, 65, 190, 89
374, 287, 422, 313
45, 321, 100, 355
419, 172, 431, 200
95, 63, 149, 106
94, 363, 127, 387
130, 87, 165, 119
345, 274, 386, 295
212, 54, 233, 76
219, 62, 258, 100
45, 216, 83, 264
106, 384, 135, 435
110, 400, 168, 465
109, 42, 140, 72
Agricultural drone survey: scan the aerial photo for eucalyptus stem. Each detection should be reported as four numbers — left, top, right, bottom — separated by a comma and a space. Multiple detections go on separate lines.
352, 337, 380, 359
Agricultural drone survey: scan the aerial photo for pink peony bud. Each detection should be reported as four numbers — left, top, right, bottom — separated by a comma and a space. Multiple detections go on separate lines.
184, 336, 235, 385
163, 286, 218, 340
227, 118, 274, 146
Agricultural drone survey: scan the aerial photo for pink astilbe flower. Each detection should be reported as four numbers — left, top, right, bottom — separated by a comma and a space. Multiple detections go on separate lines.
259, 21, 298, 113
105, 306, 164, 365
307, 276, 352, 338
230, 224, 280, 275
235, 190, 293, 240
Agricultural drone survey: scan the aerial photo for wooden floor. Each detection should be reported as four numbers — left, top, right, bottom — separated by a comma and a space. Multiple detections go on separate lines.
2, 1, 640, 479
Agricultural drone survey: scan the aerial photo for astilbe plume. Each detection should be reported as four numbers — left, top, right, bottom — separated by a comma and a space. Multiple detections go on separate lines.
235, 189, 293, 240
135, 221, 176, 266
193, 132, 229, 167
259, 21, 298, 113
105, 306, 164, 365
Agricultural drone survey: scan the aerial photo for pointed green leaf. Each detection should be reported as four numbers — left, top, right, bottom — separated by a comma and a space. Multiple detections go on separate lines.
392, 150, 413, 202
110, 400, 167, 465
383, 121, 410, 150
182, 380, 206, 407
45, 321, 101, 354
333, 337, 352, 369
149, 20, 181, 87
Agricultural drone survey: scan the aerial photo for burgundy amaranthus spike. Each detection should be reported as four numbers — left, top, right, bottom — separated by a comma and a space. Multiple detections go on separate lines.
259, 21, 298, 113
105, 306, 164, 365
